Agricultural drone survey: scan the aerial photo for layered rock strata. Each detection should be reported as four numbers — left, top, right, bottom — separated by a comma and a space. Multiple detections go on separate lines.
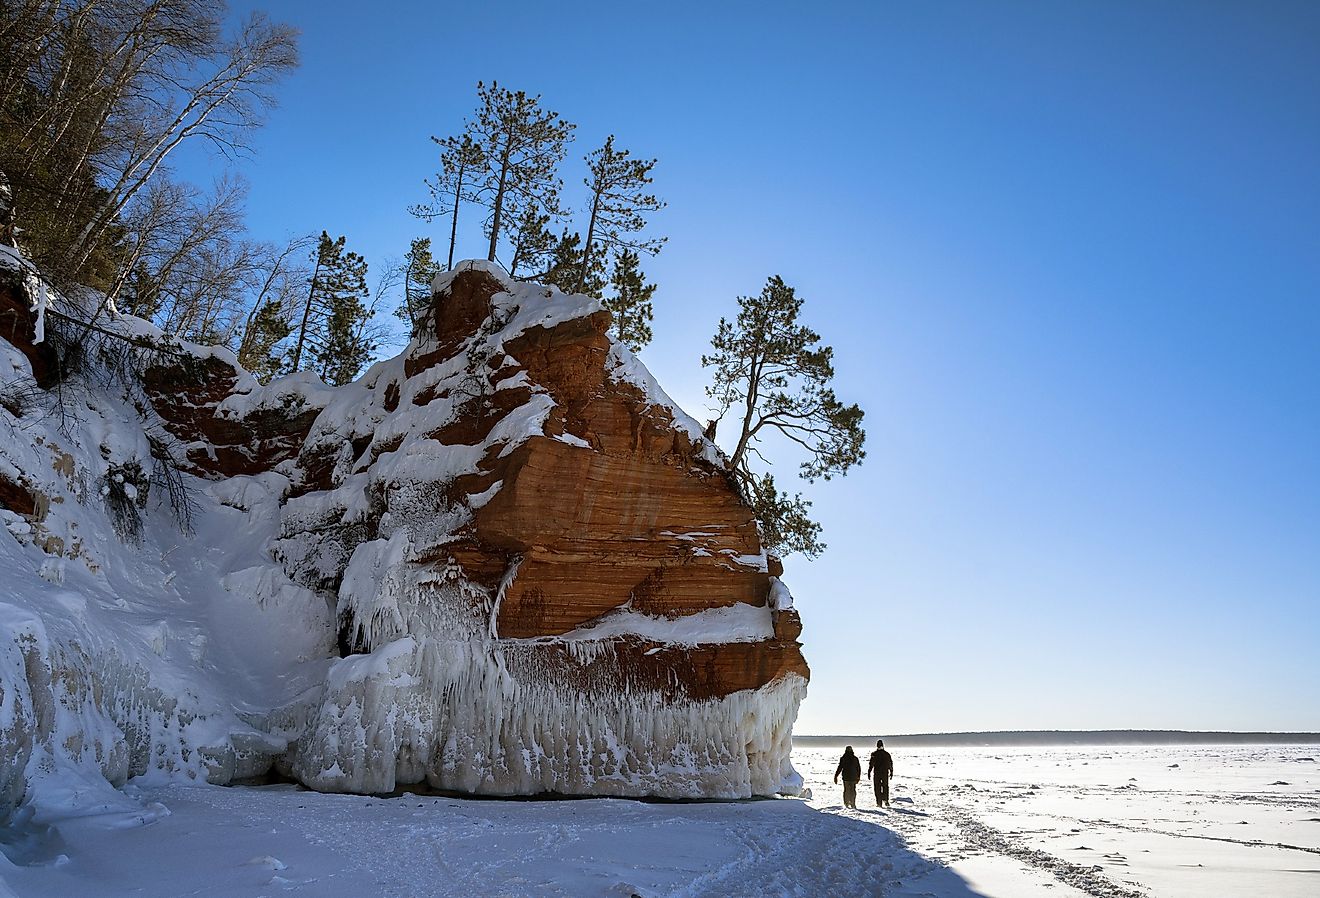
273, 263, 808, 797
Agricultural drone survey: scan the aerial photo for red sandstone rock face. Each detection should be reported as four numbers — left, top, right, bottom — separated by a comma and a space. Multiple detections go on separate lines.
296, 266, 809, 701
274, 265, 809, 797
0, 471, 37, 517
0, 274, 319, 479
0, 256, 807, 799
3, 259, 806, 709
142, 355, 325, 478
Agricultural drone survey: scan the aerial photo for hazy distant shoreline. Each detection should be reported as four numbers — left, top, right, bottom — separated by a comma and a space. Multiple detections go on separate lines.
793, 730, 1320, 747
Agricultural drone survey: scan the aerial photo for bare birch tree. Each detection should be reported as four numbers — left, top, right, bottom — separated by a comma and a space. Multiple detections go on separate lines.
0, 1, 298, 288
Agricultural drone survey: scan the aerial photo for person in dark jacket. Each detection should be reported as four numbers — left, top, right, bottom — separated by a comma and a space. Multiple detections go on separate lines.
868, 739, 894, 808
834, 746, 862, 809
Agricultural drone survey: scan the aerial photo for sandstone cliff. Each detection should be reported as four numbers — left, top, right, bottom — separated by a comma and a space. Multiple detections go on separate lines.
0, 253, 808, 811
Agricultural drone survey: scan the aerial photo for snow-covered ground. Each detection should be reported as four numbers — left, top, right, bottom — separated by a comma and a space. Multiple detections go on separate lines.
2, 742, 1315, 897
799, 741, 1320, 897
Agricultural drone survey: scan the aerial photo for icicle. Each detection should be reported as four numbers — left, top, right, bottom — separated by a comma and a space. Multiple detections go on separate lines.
292, 619, 807, 799
488, 554, 523, 640
24, 272, 48, 344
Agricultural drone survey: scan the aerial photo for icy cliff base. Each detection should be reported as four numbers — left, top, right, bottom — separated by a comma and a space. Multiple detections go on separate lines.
292, 635, 805, 799
271, 262, 807, 798
0, 408, 334, 821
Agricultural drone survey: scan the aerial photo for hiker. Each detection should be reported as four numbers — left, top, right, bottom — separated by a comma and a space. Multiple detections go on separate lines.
833, 745, 862, 809
868, 739, 894, 808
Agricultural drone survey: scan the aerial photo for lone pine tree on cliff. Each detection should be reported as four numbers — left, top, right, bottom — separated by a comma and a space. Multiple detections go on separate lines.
466, 82, 575, 265
703, 276, 866, 558
290, 231, 373, 386
605, 249, 656, 351
396, 237, 441, 329
577, 134, 665, 295
411, 134, 484, 270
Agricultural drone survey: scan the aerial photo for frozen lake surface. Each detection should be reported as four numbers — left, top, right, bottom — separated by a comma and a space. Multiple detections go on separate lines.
796, 741, 1320, 897
1, 743, 1316, 896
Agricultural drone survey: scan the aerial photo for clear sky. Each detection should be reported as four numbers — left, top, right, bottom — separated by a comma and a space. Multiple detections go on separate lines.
185, 1, 1320, 734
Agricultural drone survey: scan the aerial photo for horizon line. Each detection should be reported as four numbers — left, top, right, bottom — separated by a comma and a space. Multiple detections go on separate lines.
795, 728, 1320, 738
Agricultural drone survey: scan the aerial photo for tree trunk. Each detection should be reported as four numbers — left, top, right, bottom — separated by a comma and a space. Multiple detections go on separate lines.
237, 250, 290, 362
447, 160, 464, 270
290, 253, 323, 372
61, 38, 273, 275
487, 130, 513, 262
577, 188, 602, 295
729, 351, 763, 475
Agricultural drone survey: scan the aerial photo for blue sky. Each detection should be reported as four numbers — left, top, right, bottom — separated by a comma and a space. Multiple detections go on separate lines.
186, 1, 1319, 733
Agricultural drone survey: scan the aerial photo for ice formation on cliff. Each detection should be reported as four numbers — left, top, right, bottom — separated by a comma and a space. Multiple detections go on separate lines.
0, 251, 807, 821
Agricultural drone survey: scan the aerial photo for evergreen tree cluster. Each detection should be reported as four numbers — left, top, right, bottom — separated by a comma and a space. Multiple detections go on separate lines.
412, 82, 665, 350
290, 233, 371, 387
412, 84, 869, 560
1, 9, 868, 559
231, 230, 400, 387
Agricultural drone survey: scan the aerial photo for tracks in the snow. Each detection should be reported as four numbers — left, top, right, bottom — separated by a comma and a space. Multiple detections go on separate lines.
1076, 816, 1320, 856
932, 801, 1149, 898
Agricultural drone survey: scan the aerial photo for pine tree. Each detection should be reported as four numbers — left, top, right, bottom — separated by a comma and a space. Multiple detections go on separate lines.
234, 234, 312, 380
577, 135, 665, 295
702, 276, 866, 558
467, 81, 574, 264
507, 200, 556, 278
542, 230, 605, 297
290, 231, 373, 385
237, 298, 291, 382
604, 249, 655, 351
398, 237, 440, 329
411, 135, 484, 269
745, 472, 823, 559
318, 282, 373, 387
